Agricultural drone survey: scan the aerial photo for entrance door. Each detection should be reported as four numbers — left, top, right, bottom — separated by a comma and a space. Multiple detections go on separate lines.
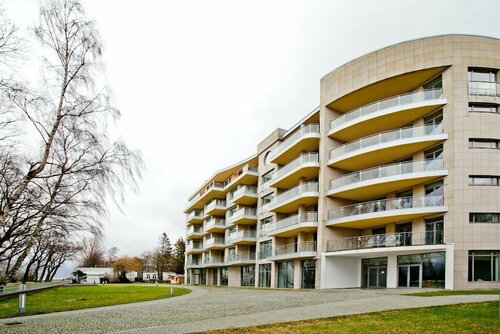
367, 266, 387, 288
396, 222, 412, 246
398, 264, 422, 287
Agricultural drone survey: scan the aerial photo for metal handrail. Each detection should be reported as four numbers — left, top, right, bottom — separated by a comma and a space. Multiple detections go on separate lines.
269, 182, 319, 207
204, 217, 226, 230
328, 195, 444, 220
327, 231, 444, 251
272, 153, 319, 182
330, 89, 443, 131
268, 124, 320, 160
330, 159, 444, 189
227, 207, 257, 222
270, 211, 318, 232
226, 230, 257, 243
330, 123, 444, 159
274, 241, 317, 256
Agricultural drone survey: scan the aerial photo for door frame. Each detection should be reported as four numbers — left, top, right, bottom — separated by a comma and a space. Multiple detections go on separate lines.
398, 264, 422, 288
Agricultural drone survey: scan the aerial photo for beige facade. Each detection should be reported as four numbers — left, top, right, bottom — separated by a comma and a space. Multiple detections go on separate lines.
185, 34, 500, 290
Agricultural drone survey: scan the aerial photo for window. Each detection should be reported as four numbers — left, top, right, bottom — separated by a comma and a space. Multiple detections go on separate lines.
423, 75, 442, 90
241, 266, 255, 287
424, 144, 443, 160
259, 216, 273, 236
264, 151, 272, 165
398, 252, 446, 288
261, 170, 274, 184
261, 194, 273, 205
221, 267, 228, 286
259, 240, 272, 259
469, 68, 498, 96
258, 263, 271, 287
425, 180, 444, 205
469, 139, 499, 149
277, 261, 294, 288
424, 110, 443, 126
469, 176, 500, 186
468, 251, 500, 282
469, 103, 499, 113
425, 216, 444, 245
301, 259, 316, 289
470, 213, 500, 223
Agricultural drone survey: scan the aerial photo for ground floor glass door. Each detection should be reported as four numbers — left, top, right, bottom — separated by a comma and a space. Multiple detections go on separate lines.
398, 264, 422, 287
362, 257, 387, 288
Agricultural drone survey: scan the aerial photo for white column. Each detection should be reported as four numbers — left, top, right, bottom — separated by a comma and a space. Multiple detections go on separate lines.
386, 254, 398, 288
445, 243, 454, 290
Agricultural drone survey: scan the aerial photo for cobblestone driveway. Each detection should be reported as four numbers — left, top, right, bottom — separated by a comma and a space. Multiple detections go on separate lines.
0, 286, 496, 333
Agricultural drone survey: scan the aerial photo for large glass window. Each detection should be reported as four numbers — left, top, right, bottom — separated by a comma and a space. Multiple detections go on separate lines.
469, 103, 499, 113
469, 68, 496, 83
469, 175, 500, 186
424, 144, 443, 160
468, 251, 500, 282
301, 259, 316, 289
469, 139, 499, 149
424, 110, 443, 126
221, 267, 228, 286
425, 216, 444, 245
470, 213, 500, 223
423, 75, 442, 90
277, 261, 294, 288
258, 263, 271, 287
469, 68, 498, 96
261, 170, 274, 184
241, 266, 255, 287
398, 252, 445, 288
259, 240, 272, 259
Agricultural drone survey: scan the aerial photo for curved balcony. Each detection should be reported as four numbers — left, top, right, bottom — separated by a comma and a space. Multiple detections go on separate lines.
186, 226, 204, 240
268, 241, 317, 261
270, 153, 320, 189
268, 182, 319, 214
226, 230, 257, 245
204, 217, 226, 233
328, 159, 447, 201
267, 124, 320, 165
327, 231, 444, 252
329, 89, 446, 141
328, 124, 447, 171
184, 181, 225, 212
227, 185, 258, 207
186, 210, 204, 225
205, 199, 226, 216
326, 195, 448, 229
186, 242, 204, 254
204, 237, 226, 250
225, 254, 256, 266
268, 212, 318, 237
223, 164, 259, 192
226, 207, 257, 226
203, 256, 225, 268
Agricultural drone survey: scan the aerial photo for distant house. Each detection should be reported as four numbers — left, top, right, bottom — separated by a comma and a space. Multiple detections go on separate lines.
77, 267, 114, 284
143, 272, 158, 282
125, 271, 139, 282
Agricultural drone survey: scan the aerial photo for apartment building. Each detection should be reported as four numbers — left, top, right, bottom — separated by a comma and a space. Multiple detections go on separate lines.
185, 34, 500, 290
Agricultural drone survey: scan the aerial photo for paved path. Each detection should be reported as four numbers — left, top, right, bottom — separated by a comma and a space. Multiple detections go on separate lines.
0, 286, 497, 333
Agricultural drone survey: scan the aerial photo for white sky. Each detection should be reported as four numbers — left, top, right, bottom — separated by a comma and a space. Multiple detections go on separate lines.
4, 0, 500, 273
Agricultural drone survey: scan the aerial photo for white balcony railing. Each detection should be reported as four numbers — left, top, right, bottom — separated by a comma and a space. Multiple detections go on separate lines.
327, 231, 444, 252
268, 124, 320, 161
274, 241, 317, 256
227, 207, 257, 223
270, 211, 318, 232
269, 182, 319, 208
468, 81, 500, 97
330, 123, 445, 160
186, 225, 203, 236
328, 195, 444, 220
226, 230, 257, 244
203, 256, 224, 265
205, 238, 225, 247
226, 253, 256, 263
205, 199, 226, 213
330, 89, 443, 131
204, 217, 226, 231
272, 153, 319, 182
330, 159, 444, 189
186, 242, 203, 252
187, 209, 204, 221
228, 185, 257, 201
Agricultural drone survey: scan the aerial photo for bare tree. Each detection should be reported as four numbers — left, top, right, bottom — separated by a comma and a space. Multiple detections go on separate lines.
79, 235, 105, 267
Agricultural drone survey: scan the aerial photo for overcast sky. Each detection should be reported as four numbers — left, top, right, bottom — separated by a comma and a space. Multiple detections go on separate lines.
5, 0, 500, 272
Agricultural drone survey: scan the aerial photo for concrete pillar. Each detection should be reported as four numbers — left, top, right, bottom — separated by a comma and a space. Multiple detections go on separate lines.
270, 261, 276, 288
386, 254, 398, 288
294, 259, 301, 289
445, 244, 454, 290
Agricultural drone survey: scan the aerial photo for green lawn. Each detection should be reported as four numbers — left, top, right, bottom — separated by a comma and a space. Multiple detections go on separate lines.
406, 289, 500, 297
203, 302, 500, 334
0, 284, 190, 318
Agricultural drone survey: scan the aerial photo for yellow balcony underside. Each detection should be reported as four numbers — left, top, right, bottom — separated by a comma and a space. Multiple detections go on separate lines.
329, 136, 447, 171
225, 173, 259, 192
328, 172, 447, 201
204, 226, 226, 234
186, 233, 204, 240
327, 207, 448, 229
187, 190, 226, 211
326, 66, 448, 112
205, 207, 226, 216
270, 195, 319, 214
270, 165, 320, 190
269, 223, 318, 238
228, 239, 257, 246
271, 137, 320, 165
231, 195, 258, 207
186, 248, 203, 255
227, 217, 257, 225
330, 103, 446, 142
204, 244, 226, 250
